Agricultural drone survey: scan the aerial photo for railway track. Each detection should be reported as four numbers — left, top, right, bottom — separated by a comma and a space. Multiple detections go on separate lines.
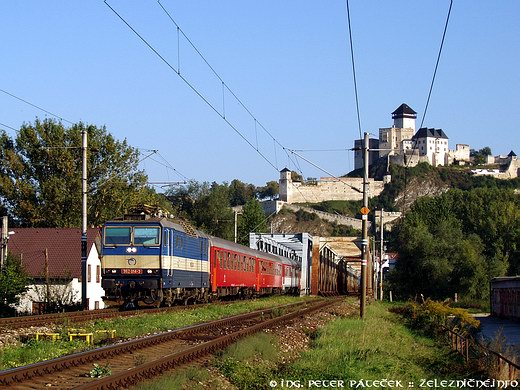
0, 298, 340, 389
0, 303, 223, 330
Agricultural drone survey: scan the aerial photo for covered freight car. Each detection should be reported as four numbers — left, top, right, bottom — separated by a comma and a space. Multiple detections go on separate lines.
490, 276, 520, 319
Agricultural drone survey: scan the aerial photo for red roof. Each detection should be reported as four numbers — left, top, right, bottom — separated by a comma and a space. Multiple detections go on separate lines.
7, 228, 100, 280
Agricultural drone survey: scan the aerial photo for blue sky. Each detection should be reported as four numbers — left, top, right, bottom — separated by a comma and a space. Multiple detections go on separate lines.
1, 1, 519, 188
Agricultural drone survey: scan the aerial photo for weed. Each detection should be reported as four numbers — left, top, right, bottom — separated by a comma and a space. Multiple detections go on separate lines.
89, 363, 111, 378
134, 354, 147, 366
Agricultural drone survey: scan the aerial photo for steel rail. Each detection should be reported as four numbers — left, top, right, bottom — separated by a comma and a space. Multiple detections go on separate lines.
0, 299, 325, 387
75, 298, 338, 389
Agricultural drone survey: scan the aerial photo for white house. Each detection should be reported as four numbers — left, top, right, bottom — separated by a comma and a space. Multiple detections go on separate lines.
411, 128, 450, 166
8, 228, 105, 313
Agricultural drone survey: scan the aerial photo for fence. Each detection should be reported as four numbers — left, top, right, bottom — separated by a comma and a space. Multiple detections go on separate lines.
447, 328, 520, 380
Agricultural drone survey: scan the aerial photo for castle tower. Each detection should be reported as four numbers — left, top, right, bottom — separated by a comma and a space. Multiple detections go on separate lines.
392, 103, 416, 131
279, 168, 292, 202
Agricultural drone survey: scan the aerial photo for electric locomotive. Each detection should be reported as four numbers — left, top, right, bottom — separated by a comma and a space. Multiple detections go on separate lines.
101, 214, 210, 308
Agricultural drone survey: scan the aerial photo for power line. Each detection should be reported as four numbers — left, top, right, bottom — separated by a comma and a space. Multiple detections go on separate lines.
345, 0, 363, 140
0, 88, 189, 185
291, 148, 350, 152
0, 122, 19, 133
402, 0, 454, 214
157, 0, 289, 157
418, 0, 454, 131
105, 1, 365, 190
288, 149, 362, 194
104, 0, 280, 172
0, 88, 75, 125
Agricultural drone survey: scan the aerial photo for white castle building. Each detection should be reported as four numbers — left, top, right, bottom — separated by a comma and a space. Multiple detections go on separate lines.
355, 103, 471, 169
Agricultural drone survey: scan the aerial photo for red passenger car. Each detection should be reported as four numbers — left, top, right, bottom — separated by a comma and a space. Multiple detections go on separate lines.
209, 236, 299, 298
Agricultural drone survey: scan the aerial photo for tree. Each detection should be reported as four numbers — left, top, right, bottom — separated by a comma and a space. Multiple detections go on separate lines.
291, 171, 303, 182
0, 119, 167, 227
388, 216, 487, 301
0, 254, 30, 316
229, 179, 255, 206
471, 147, 492, 165
237, 199, 267, 245
192, 182, 234, 240
257, 180, 279, 200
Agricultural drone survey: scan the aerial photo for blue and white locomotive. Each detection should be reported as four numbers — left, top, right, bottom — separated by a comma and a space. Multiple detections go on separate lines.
101, 214, 211, 307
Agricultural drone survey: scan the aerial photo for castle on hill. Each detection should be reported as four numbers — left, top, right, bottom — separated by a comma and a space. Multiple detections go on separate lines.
353, 103, 518, 179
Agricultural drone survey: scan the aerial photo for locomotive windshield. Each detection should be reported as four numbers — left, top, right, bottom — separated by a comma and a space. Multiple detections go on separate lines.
104, 227, 131, 245
134, 227, 160, 245
104, 226, 161, 246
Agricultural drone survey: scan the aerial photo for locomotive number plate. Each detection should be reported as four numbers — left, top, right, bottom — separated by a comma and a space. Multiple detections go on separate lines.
121, 268, 143, 275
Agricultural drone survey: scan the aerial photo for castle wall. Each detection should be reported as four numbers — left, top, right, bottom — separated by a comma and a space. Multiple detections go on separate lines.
280, 176, 385, 204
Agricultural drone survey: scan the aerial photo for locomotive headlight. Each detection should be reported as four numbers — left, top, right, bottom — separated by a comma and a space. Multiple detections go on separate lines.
126, 247, 137, 253
111, 269, 117, 274
147, 269, 153, 274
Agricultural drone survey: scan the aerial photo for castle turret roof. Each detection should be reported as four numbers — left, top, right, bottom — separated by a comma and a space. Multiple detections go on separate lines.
392, 103, 417, 118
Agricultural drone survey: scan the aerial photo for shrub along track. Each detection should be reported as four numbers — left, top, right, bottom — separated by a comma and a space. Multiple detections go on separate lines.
0, 298, 339, 389
2, 308, 188, 330
0, 305, 207, 330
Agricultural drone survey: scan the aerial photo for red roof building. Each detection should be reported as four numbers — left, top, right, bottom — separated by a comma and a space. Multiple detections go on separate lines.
7, 228, 105, 313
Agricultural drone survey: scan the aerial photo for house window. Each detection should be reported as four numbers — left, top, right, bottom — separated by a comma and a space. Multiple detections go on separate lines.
96, 265, 100, 283
88, 264, 91, 283
94, 301, 100, 310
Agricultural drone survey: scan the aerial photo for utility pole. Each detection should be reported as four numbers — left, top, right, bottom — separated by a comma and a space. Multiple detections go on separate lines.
234, 210, 238, 243
379, 209, 384, 301
81, 129, 88, 310
360, 131, 369, 318
233, 209, 242, 243
1, 216, 8, 269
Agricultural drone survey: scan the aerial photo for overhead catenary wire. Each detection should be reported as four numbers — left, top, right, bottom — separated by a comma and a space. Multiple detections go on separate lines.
106, 1, 365, 190
406, 0, 453, 169
0, 122, 19, 134
0, 89, 190, 187
158, 0, 303, 175
0, 88, 75, 126
418, 0, 454, 132
288, 149, 362, 194
345, 0, 363, 140
402, 0, 454, 214
104, 0, 280, 173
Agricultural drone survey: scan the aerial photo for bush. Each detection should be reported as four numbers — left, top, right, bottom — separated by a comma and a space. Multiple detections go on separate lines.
394, 299, 480, 337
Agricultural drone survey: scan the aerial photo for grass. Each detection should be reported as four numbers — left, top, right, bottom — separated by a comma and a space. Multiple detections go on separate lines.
135, 366, 212, 390
215, 333, 279, 390
282, 302, 476, 383
0, 295, 312, 370
141, 299, 482, 389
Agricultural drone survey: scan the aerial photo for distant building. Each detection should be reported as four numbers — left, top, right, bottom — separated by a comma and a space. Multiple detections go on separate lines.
448, 144, 471, 165
378, 103, 416, 159
412, 128, 450, 166
354, 137, 380, 170
8, 228, 105, 313
471, 151, 519, 179
278, 168, 385, 204
359, 103, 457, 168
